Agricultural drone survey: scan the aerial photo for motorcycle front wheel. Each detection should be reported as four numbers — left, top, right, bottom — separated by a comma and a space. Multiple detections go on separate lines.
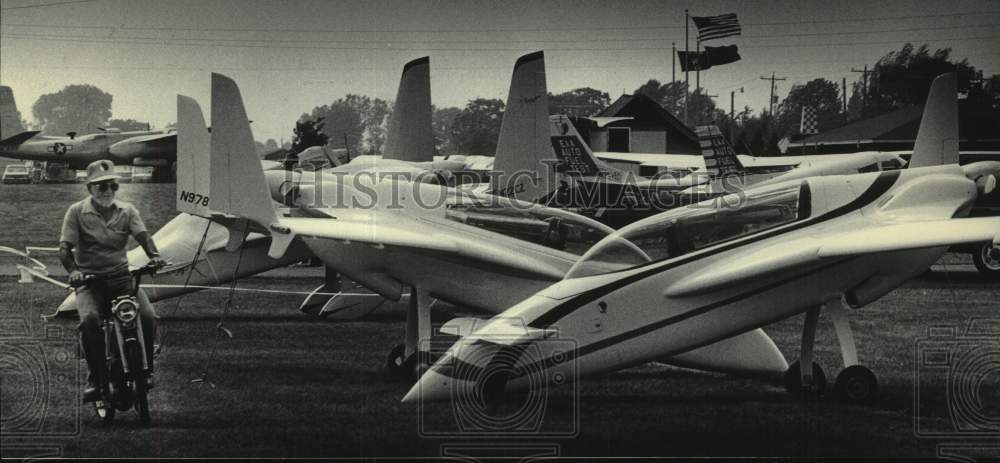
125, 343, 151, 426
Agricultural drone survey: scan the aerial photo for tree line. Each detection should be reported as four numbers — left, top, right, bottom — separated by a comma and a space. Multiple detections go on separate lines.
17, 43, 998, 157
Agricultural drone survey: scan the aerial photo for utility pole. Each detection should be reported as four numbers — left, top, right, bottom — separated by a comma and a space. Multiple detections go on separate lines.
760, 72, 786, 117
852, 65, 874, 116
730, 87, 743, 143
842, 77, 847, 115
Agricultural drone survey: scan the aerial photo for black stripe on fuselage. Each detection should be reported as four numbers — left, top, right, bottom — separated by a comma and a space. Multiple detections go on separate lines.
432, 256, 850, 382
529, 170, 900, 329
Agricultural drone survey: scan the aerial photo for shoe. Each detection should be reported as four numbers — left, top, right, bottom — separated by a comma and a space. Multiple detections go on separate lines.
82, 384, 100, 402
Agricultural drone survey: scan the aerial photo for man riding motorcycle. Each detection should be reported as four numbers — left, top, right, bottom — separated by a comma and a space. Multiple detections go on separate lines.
59, 160, 166, 402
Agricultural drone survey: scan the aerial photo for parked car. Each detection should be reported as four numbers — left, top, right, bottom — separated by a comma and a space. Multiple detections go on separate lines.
2, 164, 32, 184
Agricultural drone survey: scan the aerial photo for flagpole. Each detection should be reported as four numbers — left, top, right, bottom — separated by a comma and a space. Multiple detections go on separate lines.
684, 9, 689, 126
696, 39, 701, 97
671, 42, 676, 88
671, 42, 676, 109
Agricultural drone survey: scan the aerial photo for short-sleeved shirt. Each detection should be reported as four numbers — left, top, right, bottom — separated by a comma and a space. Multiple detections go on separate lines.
60, 198, 147, 275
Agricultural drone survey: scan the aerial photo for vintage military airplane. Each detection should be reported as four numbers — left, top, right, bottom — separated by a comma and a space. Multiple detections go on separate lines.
404, 73, 1000, 405
189, 69, 793, 381
0, 127, 176, 181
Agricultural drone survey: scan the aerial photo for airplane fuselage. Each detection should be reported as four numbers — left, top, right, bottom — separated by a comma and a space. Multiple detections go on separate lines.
0, 131, 175, 169
411, 165, 981, 400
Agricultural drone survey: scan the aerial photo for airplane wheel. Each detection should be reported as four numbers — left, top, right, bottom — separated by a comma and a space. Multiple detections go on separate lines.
972, 243, 1000, 279
386, 344, 408, 378
834, 365, 878, 404
94, 400, 116, 423
784, 361, 826, 398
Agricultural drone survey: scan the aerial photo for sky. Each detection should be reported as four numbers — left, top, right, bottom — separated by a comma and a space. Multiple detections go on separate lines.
1, 0, 998, 142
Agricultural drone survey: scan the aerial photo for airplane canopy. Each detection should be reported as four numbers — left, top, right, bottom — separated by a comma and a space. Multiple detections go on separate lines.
565, 181, 808, 278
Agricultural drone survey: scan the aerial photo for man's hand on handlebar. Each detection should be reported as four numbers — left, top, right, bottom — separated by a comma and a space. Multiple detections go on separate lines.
68, 270, 85, 285
149, 256, 167, 270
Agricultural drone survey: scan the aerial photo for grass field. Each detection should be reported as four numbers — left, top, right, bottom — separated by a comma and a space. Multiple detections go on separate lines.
2, 271, 998, 459
2, 183, 998, 459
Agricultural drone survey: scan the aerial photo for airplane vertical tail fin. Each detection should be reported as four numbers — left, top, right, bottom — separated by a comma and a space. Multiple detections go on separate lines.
209, 73, 279, 228
491, 51, 555, 201
0, 85, 25, 141
176, 95, 213, 217
695, 125, 745, 178
0, 130, 40, 147
909, 73, 958, 168
383, 57, 433, 163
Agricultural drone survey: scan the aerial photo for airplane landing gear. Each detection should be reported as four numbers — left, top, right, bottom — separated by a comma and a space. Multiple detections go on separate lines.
386, 288, 433, 381
786, 306, 825, 398
972, 242, 1000, 279
786, 297, 880, 404
834, 365, 878, 404
386, 344, 434, 379
784, 360, 826, 397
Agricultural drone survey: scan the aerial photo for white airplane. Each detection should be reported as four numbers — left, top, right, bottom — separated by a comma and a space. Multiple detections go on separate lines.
188, 67, 793, 380
51, 56, 467, 320
404, 73, 1000, 405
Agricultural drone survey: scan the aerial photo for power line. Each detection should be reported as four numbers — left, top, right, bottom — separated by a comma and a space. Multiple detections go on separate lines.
4, 31, 1000, 53
2, 22, 996, 43
1, 0, 98, 11
2, 10, 999, 33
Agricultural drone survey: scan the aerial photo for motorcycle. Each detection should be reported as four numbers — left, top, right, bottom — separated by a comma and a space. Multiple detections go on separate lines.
71, 261, 164, 426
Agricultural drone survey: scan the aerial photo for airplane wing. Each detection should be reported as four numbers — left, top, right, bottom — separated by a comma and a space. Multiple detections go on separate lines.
817, 219, 1000, 256
278, 215, 458, 253
273, 212, 572, 281
665, 217, 1000, 296
443, 316, 555, 346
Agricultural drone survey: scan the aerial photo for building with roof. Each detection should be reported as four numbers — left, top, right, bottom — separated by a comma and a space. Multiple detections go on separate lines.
786, 103, 1000, 155
570, 93, 700, 156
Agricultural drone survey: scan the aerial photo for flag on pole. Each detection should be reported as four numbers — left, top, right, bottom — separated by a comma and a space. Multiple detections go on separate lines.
705, 45, 741, 67
800, 106, 819, 135
691, 13, 741, 42
677, 50, 708, 72
677, 45, 741, 72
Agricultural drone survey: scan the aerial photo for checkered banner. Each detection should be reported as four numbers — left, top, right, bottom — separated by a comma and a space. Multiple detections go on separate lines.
800, 106, 818, 135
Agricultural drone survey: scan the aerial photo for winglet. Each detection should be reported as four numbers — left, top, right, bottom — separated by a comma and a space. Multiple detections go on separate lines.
209, 73, 293, 258
491, 51, 556, 201
909, 73, 958, 168
176, 95, 213, 217
382, 57, 433, 163
0, 130, 41, 147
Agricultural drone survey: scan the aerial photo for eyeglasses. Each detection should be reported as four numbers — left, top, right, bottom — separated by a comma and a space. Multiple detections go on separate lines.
93, 182, 119, 192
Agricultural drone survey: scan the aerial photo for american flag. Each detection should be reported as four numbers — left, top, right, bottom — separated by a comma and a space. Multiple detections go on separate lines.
691, 13, 742, 42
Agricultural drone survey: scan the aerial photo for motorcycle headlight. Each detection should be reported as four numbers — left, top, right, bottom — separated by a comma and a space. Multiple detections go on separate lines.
112, 297, 138, 324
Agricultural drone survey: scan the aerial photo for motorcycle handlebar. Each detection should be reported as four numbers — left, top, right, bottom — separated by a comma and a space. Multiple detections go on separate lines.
68, 261, 170, 289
